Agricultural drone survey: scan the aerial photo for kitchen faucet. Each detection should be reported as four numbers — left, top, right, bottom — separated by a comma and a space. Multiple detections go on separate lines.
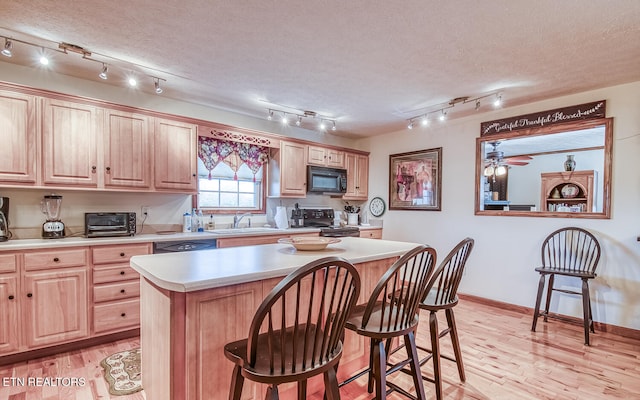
233, 212, 252, 228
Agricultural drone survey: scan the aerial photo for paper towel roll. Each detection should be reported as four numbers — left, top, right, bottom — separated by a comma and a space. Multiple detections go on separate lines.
275, 206, 289, 229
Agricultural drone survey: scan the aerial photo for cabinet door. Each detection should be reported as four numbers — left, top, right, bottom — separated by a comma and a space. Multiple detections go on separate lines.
307, 145, 327, 166
326, 148, 345, 168
153, 118, 197, 192
0, 275, 19, 354
0, 91, 37, 184
104, 110, 151, 188
23, 267, 89, 348
42, 99, 99, 187
280, 141, 307, 196
343, 153, 369, 200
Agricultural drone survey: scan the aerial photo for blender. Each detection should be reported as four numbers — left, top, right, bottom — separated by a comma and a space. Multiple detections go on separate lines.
41, 194, 65, 239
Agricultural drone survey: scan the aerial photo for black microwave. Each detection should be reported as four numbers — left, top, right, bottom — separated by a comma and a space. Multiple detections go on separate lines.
85, 212, 137, 238
307, 166, 347, 194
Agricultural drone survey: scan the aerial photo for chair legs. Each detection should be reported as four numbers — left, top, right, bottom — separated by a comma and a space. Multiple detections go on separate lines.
404, 330, 427, 400
323, 368, 340, 400
531, 273, 546, 331
532, 273, 595, 345
372, 338, 387, 399
229, 365, 244, 400
429, 311, 443, 400
445, 308, 466, 381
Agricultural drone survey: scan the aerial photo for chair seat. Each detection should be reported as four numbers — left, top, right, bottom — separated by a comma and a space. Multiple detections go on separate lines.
346, 302, 419, 339
535, 266, 597, 279
224, 323, 341, 383
420, 289, 459, 312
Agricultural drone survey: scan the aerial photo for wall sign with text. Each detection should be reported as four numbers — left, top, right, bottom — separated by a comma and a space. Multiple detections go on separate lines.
480, 100, 606, 136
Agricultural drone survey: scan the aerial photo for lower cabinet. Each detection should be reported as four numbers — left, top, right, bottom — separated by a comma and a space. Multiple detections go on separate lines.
0, 243, 150, 359
91, 243, 150, 335
360, 227, 383, 239
23, 267, 89, 348
216, 232, 319, 248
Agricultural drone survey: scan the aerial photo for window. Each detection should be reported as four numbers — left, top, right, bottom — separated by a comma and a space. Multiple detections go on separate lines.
196, 136, 269, 212
197, 160, 264, 211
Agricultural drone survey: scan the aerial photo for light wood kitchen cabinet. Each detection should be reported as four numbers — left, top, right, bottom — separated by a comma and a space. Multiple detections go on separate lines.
343, 152, 369, 200
0, 90, 38, 184
104, 109, 152, 189
307, 145, 345, 168
91, 243, 149, 335
0, 253, 19, 355
153, 118, 197, 192
268, 140, 307, 197
23, 266, 89, 348
360, 228, 383, 239
42, 98, 100, 187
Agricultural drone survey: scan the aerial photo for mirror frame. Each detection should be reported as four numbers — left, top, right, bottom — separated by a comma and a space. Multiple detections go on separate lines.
474, 117, 613, 218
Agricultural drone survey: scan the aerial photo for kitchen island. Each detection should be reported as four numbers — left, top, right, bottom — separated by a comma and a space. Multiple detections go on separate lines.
130, 237, 421, 400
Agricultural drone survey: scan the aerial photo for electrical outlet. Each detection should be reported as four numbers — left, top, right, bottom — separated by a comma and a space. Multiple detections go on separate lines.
141, 206, 150, 217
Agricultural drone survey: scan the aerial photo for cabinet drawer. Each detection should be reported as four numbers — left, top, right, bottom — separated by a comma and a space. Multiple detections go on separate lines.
93, 279, 140, 303
0, 253, 17, 273
93, 265, 139, 284
24, 248, 87, 271
93, 298, 140, 333
92, 243, 150, 264
360, 229, 382, 239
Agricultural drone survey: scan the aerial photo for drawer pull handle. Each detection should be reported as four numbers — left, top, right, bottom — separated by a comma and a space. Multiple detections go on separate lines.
106, 166, 111, 173
120, 252, 125, 257
53, 257, 60, 262
121, 313, 126, 317
120, 271, 125, 275
27, 293, 33, 298
8, 295, 14, 300
120, 289, 126, 294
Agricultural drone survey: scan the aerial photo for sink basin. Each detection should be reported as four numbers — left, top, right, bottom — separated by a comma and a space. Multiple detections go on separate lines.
208, 227, 279, 235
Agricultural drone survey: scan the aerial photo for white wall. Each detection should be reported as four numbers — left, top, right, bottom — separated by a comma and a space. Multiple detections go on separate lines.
359, 81, 640, 331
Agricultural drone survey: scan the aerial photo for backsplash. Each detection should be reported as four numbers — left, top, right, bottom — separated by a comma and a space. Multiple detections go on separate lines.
0, 188, 366, 239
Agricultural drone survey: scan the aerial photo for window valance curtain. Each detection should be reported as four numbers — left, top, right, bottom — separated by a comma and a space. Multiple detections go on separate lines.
198, 136, 269, 180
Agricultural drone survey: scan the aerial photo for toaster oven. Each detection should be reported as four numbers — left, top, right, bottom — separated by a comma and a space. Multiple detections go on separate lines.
85, 212, 137, 238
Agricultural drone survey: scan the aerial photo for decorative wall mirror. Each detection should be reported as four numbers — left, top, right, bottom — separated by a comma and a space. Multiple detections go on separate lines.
475, 117, 612, 218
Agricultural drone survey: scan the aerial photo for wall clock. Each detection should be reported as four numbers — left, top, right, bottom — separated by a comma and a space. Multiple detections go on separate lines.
369, 197, 386, 217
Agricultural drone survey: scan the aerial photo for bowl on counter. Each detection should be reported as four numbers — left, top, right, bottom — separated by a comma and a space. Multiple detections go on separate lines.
277, 236, 341, 251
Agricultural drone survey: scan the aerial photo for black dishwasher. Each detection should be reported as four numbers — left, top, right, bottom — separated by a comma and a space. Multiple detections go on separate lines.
153, 238, 218, 253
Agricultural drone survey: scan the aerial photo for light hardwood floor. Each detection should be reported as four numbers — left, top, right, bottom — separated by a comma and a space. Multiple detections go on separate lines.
1, 298, 638, 399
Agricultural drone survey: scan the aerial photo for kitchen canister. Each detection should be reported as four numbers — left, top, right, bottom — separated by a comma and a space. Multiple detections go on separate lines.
275, 206, 289, 229
347, 212, 359, 226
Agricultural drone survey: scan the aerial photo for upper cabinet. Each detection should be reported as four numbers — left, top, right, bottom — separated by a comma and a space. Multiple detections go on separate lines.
307, 145, 345, 168
269, 140, 307, 198
343, 152, 369, 200
104, 109, 152, 189
153, 118, 197, 192
0, 91, 38, 184
42, 98, 99, 187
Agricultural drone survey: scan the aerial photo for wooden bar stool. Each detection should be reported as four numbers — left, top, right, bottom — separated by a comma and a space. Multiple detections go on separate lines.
416, 237, 474, 400
224, 256, 361, 400
531, 227, 601, 345
340, 245, 437, 400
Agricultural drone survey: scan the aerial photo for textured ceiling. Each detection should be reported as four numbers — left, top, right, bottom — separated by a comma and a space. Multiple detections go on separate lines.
1, 1, 639, 138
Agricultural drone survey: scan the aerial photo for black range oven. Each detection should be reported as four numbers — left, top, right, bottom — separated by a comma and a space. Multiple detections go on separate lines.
301, 208, 360, 237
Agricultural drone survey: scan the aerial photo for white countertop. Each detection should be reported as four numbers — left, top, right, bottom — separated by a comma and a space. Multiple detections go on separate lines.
0, 225, 382, 251
130, 237, 419, 293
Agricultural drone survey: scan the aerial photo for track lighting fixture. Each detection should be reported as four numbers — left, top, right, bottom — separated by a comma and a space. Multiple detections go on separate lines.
0, 32, 172, 96
99, 64, 108, 80
493, 93, 503, 108
264, 107, 337, 133
2, 38, 13, 57
39, 48, 49, 65
405, 91, 505, 130
154, 77, 164, 94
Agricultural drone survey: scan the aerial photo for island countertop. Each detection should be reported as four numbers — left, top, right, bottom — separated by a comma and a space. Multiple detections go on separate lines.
130, 237, 421, 292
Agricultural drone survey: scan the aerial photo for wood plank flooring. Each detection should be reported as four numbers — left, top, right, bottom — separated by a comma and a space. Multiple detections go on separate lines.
1, 297, 638, 399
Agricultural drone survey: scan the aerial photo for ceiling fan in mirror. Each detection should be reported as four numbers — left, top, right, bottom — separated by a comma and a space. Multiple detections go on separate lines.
483, 141, 532, 177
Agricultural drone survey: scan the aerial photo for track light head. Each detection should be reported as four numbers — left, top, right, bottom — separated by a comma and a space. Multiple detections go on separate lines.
2, 39, 13, 57
421, 116, 429, 127
99, 64, 108, 80
295, 116, 302, 126
493, 94, 502, 108
128, 77, 137, 87
331, 121, 337, 131
154, 79, 163, 94
281, 113, 288, 124
39, 48, 49, 66
475, 99, 481, 110
267, 110, 273, 121
439, 110, 447, 121
407, 121, 414, 130
319, 120, 326, 130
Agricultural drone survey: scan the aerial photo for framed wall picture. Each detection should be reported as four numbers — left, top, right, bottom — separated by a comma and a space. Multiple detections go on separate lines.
389, 147, 442, 211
